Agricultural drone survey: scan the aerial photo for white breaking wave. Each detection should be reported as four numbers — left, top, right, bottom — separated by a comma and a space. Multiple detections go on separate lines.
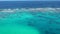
0, 8, 60, 12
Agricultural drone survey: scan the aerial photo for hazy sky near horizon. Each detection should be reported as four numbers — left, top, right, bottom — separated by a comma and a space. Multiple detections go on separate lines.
0, 0, 60, 1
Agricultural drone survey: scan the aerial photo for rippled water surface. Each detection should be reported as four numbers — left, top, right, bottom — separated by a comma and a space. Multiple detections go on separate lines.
0, 9, 60, 34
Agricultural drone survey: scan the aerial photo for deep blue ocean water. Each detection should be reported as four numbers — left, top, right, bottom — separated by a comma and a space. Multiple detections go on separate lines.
0, 1, 60, 9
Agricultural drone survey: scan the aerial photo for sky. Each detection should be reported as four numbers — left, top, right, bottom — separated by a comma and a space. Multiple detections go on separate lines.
0, 0, 60, 1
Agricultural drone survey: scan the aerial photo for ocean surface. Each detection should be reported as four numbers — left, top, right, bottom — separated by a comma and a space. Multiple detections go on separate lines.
0, 1, 60, 34
0, 1, 60, 9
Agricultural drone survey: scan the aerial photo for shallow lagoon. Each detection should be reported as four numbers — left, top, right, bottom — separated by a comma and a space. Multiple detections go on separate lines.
0, 9, 60, 34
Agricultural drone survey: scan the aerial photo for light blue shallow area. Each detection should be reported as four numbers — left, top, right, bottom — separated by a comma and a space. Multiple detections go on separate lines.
0, 10, 60, 34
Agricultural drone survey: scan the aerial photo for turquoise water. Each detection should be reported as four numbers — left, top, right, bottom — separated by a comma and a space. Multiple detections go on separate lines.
0, 9, 60, 34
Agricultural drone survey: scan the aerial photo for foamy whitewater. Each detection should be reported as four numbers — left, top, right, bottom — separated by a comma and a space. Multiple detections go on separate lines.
0, 8, 60, 34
